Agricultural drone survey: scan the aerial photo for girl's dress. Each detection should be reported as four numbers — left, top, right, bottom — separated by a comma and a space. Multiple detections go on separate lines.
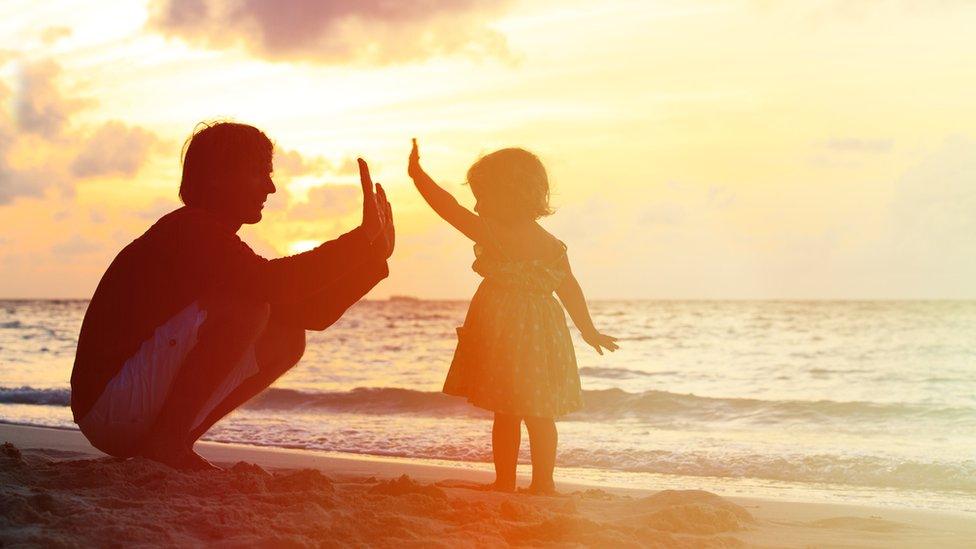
443, 233, 583, 418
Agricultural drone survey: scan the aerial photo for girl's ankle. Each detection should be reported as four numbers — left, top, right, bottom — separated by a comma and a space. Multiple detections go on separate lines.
528, 479, 555, 493
492, 476, 517, 492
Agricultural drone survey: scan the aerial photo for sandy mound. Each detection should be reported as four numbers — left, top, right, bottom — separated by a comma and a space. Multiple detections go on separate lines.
1, 442, 751, 547
636, 489, 755, 535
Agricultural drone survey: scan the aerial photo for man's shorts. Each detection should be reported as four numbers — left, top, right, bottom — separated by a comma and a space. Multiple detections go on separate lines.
77, 301, 260, 456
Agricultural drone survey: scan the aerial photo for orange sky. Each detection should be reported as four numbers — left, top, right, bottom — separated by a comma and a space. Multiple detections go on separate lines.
1, 0, 975, 299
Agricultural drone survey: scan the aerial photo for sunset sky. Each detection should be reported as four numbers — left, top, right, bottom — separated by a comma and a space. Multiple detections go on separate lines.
1, 0, 974, 299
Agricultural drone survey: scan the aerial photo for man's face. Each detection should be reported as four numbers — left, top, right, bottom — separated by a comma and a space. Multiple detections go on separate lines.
227, 159, 275, 225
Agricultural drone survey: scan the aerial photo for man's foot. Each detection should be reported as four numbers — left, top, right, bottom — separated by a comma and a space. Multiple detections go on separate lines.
181, 449, 222, 471
138, 441, 221, 472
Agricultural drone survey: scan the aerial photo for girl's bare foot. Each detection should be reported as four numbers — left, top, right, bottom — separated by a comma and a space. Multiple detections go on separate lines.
481, 479, 516, 493
520, 481, 558, 496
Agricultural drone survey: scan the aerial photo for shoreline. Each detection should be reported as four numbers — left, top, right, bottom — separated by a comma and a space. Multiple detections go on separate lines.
2, 418, 973, 518
3, 422, 975, 547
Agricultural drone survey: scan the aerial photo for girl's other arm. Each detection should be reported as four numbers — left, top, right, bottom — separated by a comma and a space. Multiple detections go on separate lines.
408, 139, 487, 242
554, 254, 619, 355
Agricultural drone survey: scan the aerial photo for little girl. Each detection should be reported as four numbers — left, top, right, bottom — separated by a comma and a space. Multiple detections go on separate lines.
408, 139, 618, 494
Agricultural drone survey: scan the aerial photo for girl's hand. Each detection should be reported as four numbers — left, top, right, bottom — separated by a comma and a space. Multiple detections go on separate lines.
582, 331, 619, 356
408, 138, 424, 180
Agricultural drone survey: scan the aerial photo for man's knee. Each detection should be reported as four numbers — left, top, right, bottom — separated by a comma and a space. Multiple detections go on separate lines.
255, 317, 306, 374
279, 326, 306, 367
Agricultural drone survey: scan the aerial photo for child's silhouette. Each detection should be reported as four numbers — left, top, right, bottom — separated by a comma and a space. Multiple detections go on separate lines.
408, 139, 617, 494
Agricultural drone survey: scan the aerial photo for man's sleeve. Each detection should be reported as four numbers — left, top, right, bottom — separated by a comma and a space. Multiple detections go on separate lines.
272, 245, 390, 331
181, 210, 374, 304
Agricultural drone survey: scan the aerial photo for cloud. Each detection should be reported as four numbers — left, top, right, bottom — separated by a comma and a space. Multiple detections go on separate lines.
892, 137, 976, 250
70, 122, 159, 178
0, 150, 51, 204
823, 138, 893, 154
0, 59, 162, 204
13, 61, 86, 138
40, 26, 73, 45
274, 148, 331, 178
809, 137, 895, 168
138, 197, 183, 219
50, 235, 102, 256
287, 183, 361, 220
149, 0, 514, 64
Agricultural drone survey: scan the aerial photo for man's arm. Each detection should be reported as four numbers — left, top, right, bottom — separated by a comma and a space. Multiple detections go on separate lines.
270, 189, 394, 330
272, 251, 389, 331
194, 158, 392, 304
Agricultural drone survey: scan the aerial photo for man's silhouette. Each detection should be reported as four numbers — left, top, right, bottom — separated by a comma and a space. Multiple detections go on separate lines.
70, 122, 393, 469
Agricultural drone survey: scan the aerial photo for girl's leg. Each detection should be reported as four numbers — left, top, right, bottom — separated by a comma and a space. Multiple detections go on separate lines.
524, 416, 557, 494
492, 412, 522, 491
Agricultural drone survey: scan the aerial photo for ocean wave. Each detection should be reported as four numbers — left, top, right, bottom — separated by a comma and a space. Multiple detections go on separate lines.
0, 386, 70, 406
7, 385, 972, 428
245, 387, 485, 417
203, 421, 976, 493
579, 367, 677, 379
211, 387, 976, 427
555, 448, 976, 493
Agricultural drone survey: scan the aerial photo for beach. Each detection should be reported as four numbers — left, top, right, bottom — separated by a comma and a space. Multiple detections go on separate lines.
4, 300, 975, 513
2, 423, 974, 548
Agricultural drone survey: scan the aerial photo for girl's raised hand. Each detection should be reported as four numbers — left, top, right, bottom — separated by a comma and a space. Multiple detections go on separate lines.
582, 331, 619, 356
408, 138, 424, 180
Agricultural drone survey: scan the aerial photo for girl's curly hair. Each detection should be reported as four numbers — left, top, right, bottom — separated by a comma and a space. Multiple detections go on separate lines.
466, 148, 553, 223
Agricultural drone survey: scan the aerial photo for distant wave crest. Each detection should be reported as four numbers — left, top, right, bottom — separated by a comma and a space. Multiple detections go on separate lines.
0, 386, 70, 406
6, 385, 972, 427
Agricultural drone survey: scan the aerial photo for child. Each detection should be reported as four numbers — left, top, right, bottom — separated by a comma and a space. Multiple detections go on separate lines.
408, 139, 618, 494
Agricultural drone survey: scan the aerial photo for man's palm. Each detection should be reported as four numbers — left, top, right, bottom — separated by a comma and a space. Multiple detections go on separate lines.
359, 158, 383, 239
358, 158, 394, 258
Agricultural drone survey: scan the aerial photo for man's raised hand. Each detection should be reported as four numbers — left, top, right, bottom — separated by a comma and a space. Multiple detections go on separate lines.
358, 158, 394, 258
359, 158, 384, 240
377, 183, 394, 258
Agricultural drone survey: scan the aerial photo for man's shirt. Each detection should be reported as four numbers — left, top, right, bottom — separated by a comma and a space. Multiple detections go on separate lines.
71, 206, 386, 421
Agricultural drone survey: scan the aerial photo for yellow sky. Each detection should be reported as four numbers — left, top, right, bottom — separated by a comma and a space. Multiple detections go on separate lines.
1, 0, 975, 299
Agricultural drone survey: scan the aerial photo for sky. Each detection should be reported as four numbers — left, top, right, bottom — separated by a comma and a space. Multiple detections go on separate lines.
1, 0, 974, 299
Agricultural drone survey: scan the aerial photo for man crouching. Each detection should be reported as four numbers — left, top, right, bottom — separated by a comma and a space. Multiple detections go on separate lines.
70, 121, 393, 470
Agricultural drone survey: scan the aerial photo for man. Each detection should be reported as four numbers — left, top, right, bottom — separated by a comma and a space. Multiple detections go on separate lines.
70, 121, 394, 470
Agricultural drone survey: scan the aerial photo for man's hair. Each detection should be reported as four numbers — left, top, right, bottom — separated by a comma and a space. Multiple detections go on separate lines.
179, 121, 273, 208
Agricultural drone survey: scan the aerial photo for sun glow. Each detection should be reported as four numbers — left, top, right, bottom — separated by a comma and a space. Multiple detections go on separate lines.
288, 239, 320, 255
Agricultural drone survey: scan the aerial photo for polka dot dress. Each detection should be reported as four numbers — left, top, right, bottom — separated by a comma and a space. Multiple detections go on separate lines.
443, 240, 583, 418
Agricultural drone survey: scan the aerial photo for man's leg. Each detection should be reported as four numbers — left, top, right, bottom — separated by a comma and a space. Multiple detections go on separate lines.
186, 308, 306, 443
137, 296, 272, 468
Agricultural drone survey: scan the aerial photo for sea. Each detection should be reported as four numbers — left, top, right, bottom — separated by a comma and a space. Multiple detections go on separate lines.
1, 299, 974, 513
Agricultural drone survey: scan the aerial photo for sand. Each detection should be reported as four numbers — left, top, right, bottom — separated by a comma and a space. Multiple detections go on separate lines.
1, 423, 973, 548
